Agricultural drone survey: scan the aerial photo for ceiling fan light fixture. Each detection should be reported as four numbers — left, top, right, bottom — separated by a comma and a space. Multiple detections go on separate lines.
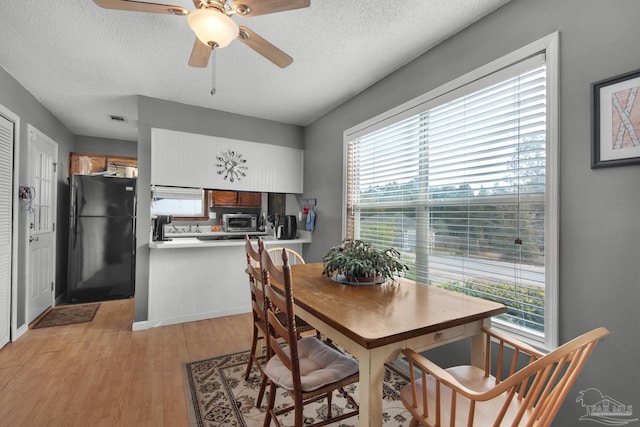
187, 8, 239, 48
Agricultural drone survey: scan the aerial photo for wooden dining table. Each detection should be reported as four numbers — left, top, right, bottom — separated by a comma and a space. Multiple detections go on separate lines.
287, 263, 508, 427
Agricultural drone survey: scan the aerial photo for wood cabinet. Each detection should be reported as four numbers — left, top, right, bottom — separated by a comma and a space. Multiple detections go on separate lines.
237, 191, 262, 207
69, 152, 137, 176
69, 153, 106, 175
210, 190, 261, 207
210, 190, 238, 207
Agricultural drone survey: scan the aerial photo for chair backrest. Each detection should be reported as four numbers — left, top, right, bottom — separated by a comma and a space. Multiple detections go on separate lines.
505, 327, 609, 426
403, 326, 609, 427
479, 327, 609, 426
267, 247, 305, 266
260, 242, 302, 389
245, 235, 265, 324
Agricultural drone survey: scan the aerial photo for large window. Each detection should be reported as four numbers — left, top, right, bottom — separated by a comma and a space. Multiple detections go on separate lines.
344, 34, 558, 348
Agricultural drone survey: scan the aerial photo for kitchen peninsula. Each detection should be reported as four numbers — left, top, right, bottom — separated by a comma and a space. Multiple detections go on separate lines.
147, 231, 311, 328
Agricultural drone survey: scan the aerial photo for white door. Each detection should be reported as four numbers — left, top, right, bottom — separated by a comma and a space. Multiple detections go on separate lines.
0, 114, 15, 348
27, 125, 57, 324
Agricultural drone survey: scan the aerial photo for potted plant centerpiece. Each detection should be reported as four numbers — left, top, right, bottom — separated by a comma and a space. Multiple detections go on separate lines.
322, 239, 409, 284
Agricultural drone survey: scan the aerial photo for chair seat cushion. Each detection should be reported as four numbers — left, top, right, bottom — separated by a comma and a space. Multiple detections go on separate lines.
265, 336, 359, 392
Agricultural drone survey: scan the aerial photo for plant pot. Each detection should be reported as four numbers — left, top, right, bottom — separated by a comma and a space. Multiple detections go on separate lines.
331, 274, 386, 286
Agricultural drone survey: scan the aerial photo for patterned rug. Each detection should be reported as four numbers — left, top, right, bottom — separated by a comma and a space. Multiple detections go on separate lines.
32, 303, 100, 329
183, 349, 412, 426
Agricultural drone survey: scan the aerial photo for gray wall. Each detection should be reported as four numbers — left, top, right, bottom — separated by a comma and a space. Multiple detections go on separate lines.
0, 66, 74, 329
303, 0, 640, 424
74, 135, 137, 158
135, 96, 304, 322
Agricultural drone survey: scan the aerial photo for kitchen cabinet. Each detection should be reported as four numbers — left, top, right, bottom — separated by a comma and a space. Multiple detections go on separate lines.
237, 191, 262, 207
210, 190, 261, 207
210, 190, 238, 207
151, 128, 304, 193
69, 152, 106, 175
69, 152, 137, 177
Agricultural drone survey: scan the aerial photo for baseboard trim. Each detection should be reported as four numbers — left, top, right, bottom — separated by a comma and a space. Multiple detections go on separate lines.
14, 324, 28, 341
132, 306, 250, 331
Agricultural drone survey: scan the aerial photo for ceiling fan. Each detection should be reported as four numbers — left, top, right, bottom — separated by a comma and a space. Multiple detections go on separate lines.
92, 0, 309, 68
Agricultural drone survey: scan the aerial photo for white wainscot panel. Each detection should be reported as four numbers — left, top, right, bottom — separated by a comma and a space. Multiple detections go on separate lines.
148, 246, 250, 327
151, 128, 303, 193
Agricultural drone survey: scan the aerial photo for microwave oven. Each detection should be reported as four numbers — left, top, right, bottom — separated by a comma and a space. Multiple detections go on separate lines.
222, 213, 257, 232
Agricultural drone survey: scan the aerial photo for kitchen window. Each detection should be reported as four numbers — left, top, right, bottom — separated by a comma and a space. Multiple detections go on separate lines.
343, 33, 558, 349
151, 186, 204, 217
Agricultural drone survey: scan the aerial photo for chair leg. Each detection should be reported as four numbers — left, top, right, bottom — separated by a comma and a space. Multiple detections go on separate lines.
326, 391, 333, 419
256, 373, 268, 408
263, 382, 277, 427
294, 394, 304, 427
409, 417, 419, 427
244, 325, 259, 381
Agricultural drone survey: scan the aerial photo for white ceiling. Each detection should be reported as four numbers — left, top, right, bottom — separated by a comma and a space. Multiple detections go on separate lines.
0, 0, 509, 142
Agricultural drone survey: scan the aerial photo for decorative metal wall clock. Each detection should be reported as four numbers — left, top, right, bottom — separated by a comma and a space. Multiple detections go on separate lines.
216, 149, 247, 182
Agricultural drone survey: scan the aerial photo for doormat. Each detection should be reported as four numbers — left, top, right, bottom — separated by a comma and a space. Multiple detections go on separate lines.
32, 303, 100, 329
183, 349, 411, 427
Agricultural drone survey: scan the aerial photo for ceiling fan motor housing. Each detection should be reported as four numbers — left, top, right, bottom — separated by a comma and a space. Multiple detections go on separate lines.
187, 7, 239, 48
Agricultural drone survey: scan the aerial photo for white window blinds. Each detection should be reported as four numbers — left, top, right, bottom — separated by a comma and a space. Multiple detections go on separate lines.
151, 186, 204, 217
347, 54, 548, 339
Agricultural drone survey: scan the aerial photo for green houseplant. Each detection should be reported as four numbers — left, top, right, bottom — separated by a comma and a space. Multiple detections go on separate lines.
322, 239, 408, 284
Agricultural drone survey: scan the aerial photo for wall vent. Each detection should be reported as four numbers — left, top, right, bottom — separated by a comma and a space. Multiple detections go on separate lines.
109, 115, 127, 122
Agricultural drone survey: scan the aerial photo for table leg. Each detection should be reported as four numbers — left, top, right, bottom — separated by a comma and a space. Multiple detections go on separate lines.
470, 319, 490, 368
357, 348, 386, 427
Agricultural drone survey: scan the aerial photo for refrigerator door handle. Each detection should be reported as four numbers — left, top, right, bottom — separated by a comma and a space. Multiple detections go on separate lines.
72, 180, 78, 219
71, 179, 78, 248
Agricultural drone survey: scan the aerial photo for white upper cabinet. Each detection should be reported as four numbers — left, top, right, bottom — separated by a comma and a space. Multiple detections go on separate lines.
151, 128, 303, 193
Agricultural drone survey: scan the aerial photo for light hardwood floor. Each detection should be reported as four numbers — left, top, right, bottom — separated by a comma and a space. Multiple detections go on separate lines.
0, 299, 253, 427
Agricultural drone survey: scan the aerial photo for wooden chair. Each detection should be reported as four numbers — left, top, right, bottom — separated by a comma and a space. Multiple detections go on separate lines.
243, 236, 316, 408
267, 247, 305, 266
261, 244, 360, 427
400, 326, 609, 427
243, 235, 270, 408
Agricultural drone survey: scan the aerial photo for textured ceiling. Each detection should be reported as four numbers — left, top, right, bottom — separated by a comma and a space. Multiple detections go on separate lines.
0, 0, 509, 142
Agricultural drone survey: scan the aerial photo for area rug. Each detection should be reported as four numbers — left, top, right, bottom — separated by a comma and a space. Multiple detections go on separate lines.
32, 303, 100, 329
184, 349, 411, 427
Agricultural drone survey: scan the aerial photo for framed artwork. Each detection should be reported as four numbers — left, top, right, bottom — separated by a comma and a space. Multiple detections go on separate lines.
591, 68, 640, 168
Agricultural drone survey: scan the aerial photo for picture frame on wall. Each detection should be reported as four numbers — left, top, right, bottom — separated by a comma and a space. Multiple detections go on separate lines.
591, 68, 640, 168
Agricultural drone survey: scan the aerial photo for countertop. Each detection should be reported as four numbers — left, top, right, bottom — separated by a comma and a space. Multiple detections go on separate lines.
149, 230, 312, 249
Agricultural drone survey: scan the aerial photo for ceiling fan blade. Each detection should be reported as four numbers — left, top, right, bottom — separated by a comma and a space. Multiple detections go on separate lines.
92, 0, 188, 15
188, 39, 211, 68
237, 26, 293, 68
232, 0, 309, 17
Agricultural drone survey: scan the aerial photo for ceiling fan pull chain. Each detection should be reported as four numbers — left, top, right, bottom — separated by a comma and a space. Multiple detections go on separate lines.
210, 48, 217, 96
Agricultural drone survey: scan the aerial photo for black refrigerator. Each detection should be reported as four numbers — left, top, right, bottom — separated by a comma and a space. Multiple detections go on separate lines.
67, 174, 136, 302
